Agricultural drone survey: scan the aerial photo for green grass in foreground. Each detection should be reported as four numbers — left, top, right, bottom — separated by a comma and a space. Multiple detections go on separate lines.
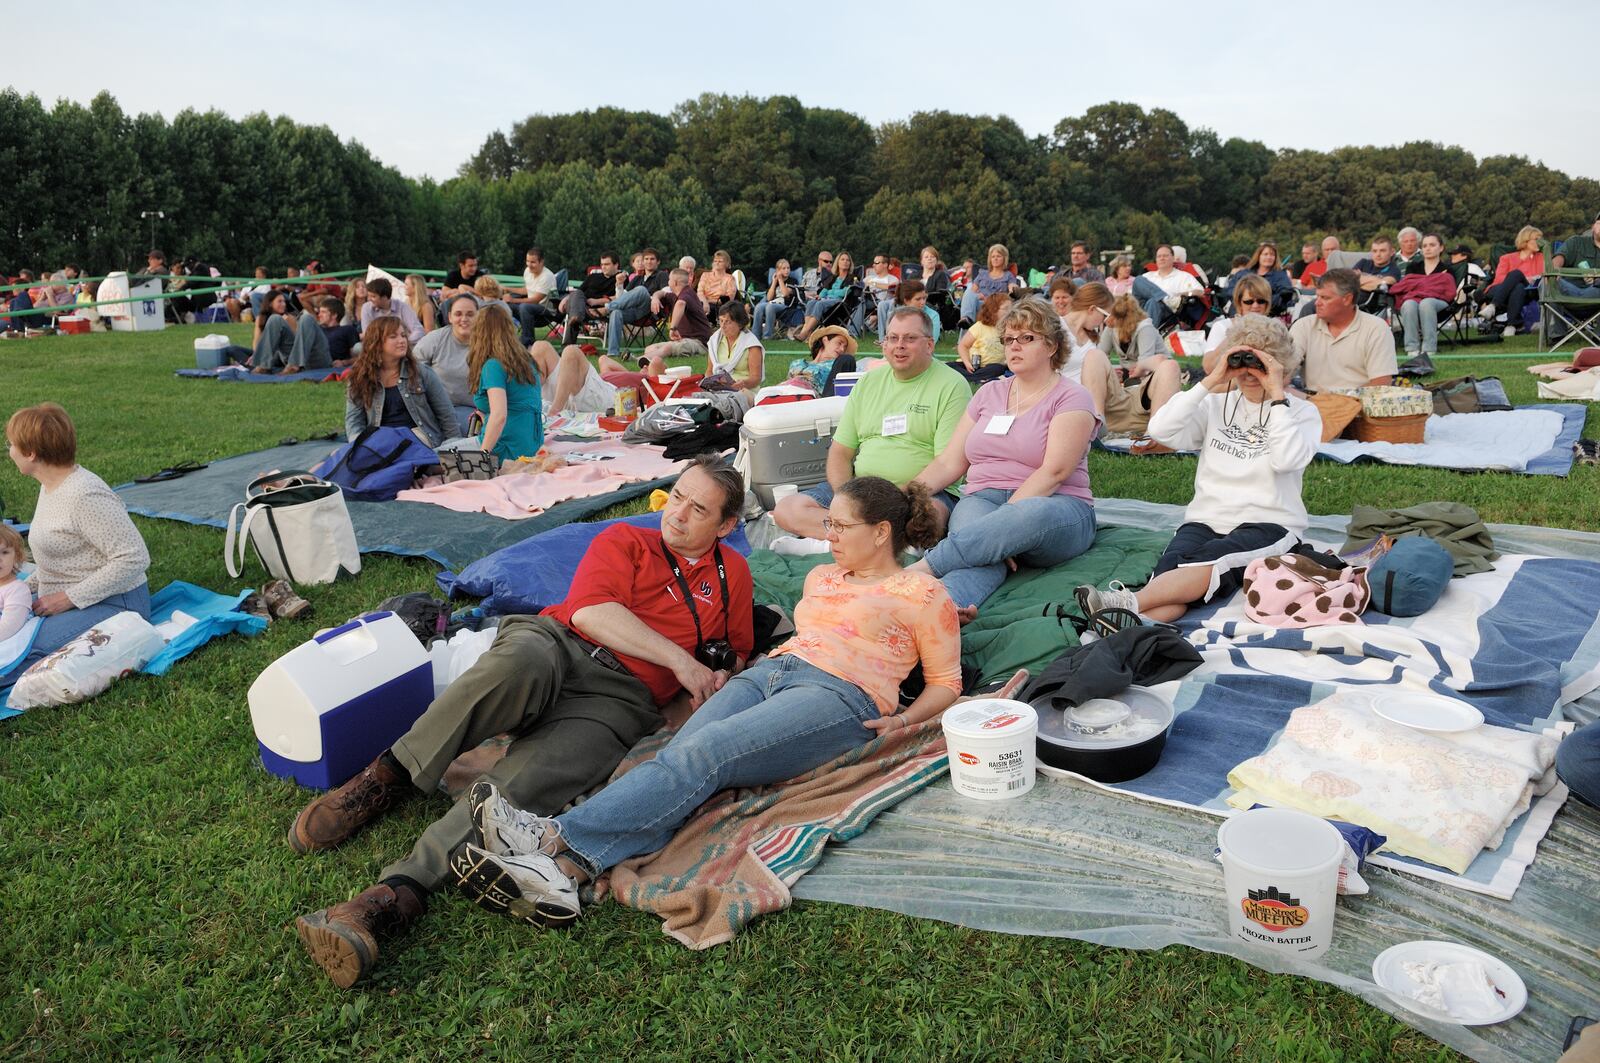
2, 323, 1589, 1060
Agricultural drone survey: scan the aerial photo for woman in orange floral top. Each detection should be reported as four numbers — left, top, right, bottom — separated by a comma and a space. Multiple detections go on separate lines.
450, 476, 963, 928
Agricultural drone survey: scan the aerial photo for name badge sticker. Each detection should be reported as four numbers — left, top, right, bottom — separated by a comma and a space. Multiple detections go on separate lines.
984, 415, 1015, 436
882, 414, 909, 437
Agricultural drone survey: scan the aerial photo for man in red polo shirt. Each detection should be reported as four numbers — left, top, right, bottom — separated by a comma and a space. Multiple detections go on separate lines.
288, 456, 754, 988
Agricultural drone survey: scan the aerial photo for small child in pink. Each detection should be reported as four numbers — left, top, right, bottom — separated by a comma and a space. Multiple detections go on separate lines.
0, 525, 35, 642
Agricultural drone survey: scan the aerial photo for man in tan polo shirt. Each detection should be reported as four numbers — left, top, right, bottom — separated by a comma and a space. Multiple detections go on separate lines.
1287, 269, 1397, 392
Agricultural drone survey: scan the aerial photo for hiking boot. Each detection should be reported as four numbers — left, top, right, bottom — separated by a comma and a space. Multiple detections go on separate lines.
468, 780, 558, 857
262, 579, 311, 620
287, 754, 408, 852
449, 843, 581, 928
295, 882, 424, 989
239, 591, 272, 624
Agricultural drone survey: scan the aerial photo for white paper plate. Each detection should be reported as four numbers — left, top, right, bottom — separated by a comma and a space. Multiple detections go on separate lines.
1371, 940, 1526, 1025
1372, 692, 1484, 733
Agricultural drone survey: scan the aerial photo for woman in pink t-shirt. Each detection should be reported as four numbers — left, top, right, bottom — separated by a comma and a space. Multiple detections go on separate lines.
907, 295, 1101, 614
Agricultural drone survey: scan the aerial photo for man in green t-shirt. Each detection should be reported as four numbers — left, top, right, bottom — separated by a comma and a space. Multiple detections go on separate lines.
773, 305, 971, 541
1553, 213, 1600, 298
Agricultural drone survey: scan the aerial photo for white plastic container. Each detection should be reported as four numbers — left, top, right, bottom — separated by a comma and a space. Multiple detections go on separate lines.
736, 395, 847, 509
1217, 808, 1344, 960
248, 611, 433, 789
943, 699, 1038, 800
195, 333, 230, 370
769, 483, 798, 504
96, 271, 166, 332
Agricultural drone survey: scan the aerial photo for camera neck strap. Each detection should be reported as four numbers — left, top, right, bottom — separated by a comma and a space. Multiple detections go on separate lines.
659, 540, 729, 650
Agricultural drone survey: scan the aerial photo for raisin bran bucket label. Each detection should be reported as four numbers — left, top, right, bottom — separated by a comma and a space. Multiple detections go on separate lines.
1217, 808, 1343, 960
942, 699, 1037, 801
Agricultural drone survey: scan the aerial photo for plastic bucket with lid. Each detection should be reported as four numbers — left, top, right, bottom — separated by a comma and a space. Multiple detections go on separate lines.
943, 699, 1037, 800
1217, 808, 1344, 960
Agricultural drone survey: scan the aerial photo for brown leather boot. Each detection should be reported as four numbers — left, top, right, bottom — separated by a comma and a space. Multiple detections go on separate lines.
262, 579, 311, 620
287, 754, 408, 853
295, 883, 424, 989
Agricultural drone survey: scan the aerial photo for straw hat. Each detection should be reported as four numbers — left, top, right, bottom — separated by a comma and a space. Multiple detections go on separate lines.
809, 325, 857, 355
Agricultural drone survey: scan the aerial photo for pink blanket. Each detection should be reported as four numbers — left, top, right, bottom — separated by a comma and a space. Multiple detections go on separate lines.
397, 443, 685, 519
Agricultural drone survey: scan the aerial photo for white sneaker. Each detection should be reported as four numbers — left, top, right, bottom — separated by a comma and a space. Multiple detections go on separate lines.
449, 843, 581, 928
1074, 581, 1141, 616
770, 535, 833, 556
468, 780, 557, 857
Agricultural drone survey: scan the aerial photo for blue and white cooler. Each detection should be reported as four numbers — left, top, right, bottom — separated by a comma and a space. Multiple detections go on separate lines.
248, 611, 434, 789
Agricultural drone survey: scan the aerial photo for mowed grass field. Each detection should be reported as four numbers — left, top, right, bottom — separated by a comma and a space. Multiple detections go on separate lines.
2, 322, 1595, 1062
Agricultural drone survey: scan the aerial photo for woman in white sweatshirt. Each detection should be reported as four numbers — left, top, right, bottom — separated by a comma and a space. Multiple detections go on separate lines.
1076, 315, 1321, 624
4, 403, 151, 679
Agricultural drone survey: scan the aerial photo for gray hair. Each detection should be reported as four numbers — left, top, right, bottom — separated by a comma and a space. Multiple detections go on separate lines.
1225, 314, 1297, 379
1397, 226, 1421, 243
885, 305, 932, 337
1317, 268, 1361, 302
679, 256, 697, 272
687, 455, 745, 522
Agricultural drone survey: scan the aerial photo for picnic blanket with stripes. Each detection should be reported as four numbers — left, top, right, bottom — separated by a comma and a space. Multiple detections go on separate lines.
594, 720, 952, 949
1053, 551, 1600, 899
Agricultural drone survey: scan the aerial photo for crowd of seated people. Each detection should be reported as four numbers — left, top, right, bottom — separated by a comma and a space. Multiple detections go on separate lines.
8, 219, 1580, 372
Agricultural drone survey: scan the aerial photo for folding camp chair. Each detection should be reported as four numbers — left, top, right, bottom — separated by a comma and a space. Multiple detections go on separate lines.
1539, 251, 1600, 352
816, 285, 865, 336
1430, 264, 1486, 349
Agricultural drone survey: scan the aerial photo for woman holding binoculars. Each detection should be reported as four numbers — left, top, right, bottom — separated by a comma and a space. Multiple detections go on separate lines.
1075, 314, 1323, 625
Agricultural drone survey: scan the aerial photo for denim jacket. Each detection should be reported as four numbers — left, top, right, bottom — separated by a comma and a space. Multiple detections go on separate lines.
345, 359, 462, 448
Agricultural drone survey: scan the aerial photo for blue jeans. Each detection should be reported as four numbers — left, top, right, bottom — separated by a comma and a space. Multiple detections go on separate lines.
1556, 719, 1600, 806
805, 297, 841, 322
924, 489, 1097, 609
516, 300, 558, 345
754, 298, 801, 340
876, 296, 897, 342
1131, 275, 1170, 326
959, 287, 982, 322
1557, 278, 1600, 299
555, 655, 878, 877
12, 584, 152, 678
604, 286, 654, 357
1399, 297, 1449, 354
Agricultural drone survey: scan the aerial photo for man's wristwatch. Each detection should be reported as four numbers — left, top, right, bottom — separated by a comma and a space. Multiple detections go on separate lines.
1270, 398, 1290, 408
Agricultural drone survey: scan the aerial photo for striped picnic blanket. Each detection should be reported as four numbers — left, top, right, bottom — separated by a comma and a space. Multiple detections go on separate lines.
594, 719, 952, 949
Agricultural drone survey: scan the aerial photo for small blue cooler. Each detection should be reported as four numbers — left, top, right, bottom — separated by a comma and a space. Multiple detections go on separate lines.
248, 611, 434, 789
195, 333, 230, 370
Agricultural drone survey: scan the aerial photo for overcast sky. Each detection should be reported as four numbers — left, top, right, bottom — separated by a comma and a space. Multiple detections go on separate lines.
8, 2, 1597, 184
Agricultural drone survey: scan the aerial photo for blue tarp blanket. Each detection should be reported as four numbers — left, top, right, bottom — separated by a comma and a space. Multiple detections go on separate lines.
778, 497, 1600, 1063
115, 441, 680, 570
1096, 547, 1600, 899
1098, 403, 1587, 477
176, 366, 345, 383
0, 580, 265, 718
438, 512, 752, 614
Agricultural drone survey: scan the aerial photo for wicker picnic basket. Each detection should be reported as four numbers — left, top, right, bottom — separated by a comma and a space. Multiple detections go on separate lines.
1347, 412, 1428, 443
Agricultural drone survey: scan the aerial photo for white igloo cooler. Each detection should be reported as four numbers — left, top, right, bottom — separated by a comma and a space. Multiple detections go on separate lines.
736, 395, 847, 509
248, 611, 434, 789
194, 333, 231, 370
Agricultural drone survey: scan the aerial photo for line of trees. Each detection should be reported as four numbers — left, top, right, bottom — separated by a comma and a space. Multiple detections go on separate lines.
4, 89, 1597, 279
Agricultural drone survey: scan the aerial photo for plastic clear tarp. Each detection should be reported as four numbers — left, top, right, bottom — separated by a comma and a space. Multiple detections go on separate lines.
793, 499, 1600, 1063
